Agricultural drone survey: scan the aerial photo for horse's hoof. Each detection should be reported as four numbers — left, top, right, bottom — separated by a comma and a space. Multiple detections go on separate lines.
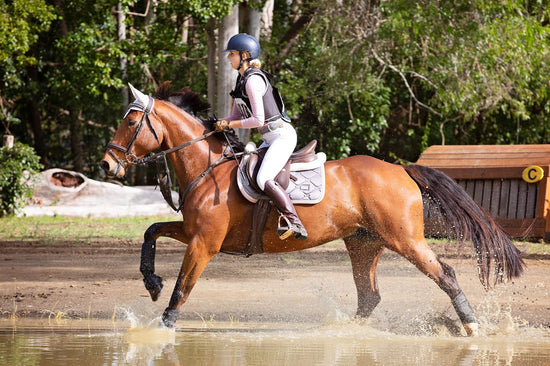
464, 322, 479, 337
143, 274, 163, 301
162, 308, 179, 328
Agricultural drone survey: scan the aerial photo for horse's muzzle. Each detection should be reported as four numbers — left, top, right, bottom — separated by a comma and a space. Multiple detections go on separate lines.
100, 156, 126, 178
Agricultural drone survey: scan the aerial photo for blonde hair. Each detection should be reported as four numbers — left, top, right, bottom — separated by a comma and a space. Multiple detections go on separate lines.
249, 59, 262, 69
242, 51, 262, 69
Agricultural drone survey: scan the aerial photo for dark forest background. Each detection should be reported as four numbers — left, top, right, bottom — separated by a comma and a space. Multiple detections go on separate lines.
2, 0, 549, 184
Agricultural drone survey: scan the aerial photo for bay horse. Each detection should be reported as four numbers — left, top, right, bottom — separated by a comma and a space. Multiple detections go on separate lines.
100, 82, 524, 336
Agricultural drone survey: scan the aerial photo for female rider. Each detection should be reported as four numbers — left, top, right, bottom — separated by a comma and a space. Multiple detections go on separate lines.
215, 33, 307, 241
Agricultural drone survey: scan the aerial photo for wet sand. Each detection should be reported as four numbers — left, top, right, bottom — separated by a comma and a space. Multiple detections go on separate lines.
1, 239, 549, 335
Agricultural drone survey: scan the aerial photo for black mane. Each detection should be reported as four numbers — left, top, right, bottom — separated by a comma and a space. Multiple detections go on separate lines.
154, 81, 210, 116
154, 81, 244, 152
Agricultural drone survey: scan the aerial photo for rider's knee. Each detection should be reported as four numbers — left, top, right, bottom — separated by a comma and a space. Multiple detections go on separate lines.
256, 173, 269, 191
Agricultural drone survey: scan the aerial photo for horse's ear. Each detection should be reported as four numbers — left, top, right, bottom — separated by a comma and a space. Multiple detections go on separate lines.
128, 83, 149, 107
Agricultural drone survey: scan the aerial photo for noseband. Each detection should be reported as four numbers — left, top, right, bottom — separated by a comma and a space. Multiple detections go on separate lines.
106, 96, 161, 175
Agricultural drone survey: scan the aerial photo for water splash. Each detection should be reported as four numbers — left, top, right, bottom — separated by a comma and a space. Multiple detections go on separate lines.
116, 298, 162, 329
116, 298, 177, 365
313, 283, 549, 340
474, 290, 533, 338
317, 289, 351, 325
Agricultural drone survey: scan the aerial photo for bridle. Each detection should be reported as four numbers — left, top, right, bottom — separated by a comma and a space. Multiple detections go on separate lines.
105, 96, 160, 176
105, 96, 237, 212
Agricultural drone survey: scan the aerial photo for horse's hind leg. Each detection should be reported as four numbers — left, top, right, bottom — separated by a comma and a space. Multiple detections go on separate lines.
344, 231, 385, 319
141, 221, 186, 301
389, 238, 479, 336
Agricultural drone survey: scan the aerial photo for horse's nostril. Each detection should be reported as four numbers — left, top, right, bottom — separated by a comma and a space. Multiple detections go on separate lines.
100, 160, 110, 173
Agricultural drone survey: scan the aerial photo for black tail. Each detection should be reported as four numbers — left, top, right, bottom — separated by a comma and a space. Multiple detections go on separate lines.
405, 164, 525, 288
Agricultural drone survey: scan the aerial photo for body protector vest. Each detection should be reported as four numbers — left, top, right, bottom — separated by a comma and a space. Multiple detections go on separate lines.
230, 68, 291, 123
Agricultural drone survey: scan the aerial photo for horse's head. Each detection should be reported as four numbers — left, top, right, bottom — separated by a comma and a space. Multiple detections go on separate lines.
100, 84, 163, 178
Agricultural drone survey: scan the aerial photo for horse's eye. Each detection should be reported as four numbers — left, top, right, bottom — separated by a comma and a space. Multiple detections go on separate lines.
127, 119, 138, 127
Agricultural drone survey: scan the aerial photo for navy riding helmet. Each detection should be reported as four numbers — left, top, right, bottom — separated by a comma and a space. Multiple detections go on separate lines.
224, 33, 261, 59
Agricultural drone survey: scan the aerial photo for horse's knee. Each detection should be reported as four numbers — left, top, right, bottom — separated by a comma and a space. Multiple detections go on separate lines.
141, 222, 173, 284
162, 308, 179, 328
144, 222, 165, 240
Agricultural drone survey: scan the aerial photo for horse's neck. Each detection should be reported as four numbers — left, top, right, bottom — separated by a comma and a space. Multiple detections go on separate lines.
159, 106, 224, 187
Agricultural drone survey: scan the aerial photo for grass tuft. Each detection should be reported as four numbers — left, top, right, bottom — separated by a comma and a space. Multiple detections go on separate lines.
0, 215, 178, 244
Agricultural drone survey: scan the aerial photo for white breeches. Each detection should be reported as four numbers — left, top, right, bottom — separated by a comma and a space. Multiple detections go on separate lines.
256, 122, 297, 191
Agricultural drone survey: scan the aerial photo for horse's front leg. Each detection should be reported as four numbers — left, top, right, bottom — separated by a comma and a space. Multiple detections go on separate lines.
162, 237, 219, 328
140, 221, 187, 301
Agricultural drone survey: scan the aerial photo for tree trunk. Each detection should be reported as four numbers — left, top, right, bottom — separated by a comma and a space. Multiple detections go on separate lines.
25, 66, 48, 166
71, 111, 83, 172
206, 18, 217, 111
52, 0, 84, 171
272, 6, 316, 72
262, 0, 274, 38
52, 0, 68, 35
247, 0, 262, 39
118, 3, 128, 111
239, 0, 268, 143
217, 7, 239, 120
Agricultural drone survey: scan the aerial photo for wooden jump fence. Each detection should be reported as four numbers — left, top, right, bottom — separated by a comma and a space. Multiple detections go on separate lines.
416, 145, 550, 242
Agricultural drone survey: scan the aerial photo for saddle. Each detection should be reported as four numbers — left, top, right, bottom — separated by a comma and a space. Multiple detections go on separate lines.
245, 140, 318, 193
236, 140, 327, 256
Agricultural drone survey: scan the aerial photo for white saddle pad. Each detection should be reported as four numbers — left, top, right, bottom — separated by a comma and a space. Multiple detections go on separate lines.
237, 152, 327, 204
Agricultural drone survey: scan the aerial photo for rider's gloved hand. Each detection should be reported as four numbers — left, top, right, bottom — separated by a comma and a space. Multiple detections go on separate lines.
215, 120, 231, 131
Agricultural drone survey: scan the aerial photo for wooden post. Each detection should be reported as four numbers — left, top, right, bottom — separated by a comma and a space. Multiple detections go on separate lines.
3, 134, 13, 148
539, 168, 550, 243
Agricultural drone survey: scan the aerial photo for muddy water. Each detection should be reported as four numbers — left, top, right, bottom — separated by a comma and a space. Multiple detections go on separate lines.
1, 316, 549, 366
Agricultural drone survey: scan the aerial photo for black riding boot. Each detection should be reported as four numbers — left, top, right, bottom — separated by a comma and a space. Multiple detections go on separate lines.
263, 180, 308, 240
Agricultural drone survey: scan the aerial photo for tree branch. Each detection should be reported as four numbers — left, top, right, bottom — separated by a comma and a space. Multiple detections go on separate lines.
372, 49, 441, 117
112, 0, 151, 17
272, 7, 316, 71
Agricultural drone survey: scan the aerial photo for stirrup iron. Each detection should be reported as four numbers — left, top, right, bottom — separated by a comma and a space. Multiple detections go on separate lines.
277, 215, 294, 240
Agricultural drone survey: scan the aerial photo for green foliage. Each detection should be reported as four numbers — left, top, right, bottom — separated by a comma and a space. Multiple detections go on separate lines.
3, 0, 237, 177
0, 0, 56, 64
0, 0, 56, 134
0, 142, 43, 216
269, 0, 390, 159
3, 0, 550, 176
174, 0, 240, 23
377, 0, 550, 158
